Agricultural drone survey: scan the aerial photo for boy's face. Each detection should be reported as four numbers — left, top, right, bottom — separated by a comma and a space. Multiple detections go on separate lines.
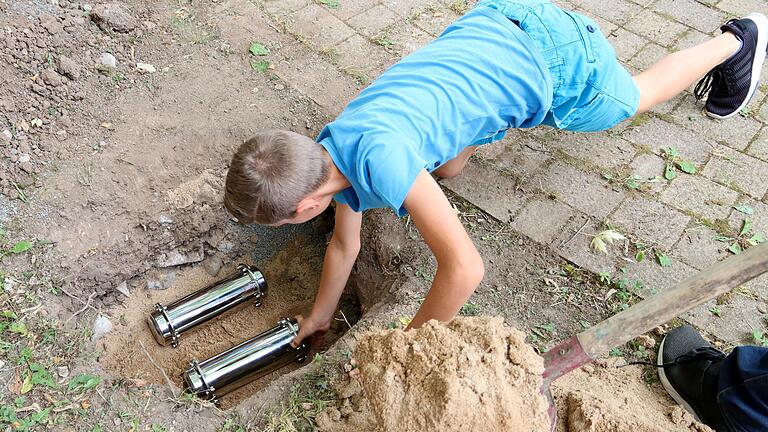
269, 194, 333, 226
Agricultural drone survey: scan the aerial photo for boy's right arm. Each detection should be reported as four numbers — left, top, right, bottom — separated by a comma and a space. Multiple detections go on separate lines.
291, 203, 362, 346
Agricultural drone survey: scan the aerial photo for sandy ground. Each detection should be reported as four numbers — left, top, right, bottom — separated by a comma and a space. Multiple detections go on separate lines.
316, 317, 711, 432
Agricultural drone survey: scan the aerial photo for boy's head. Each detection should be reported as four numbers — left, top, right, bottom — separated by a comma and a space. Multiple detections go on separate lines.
224, 130, 331, 226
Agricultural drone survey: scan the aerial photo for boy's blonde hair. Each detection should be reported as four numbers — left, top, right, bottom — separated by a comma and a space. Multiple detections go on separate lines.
224, 130, 329, 225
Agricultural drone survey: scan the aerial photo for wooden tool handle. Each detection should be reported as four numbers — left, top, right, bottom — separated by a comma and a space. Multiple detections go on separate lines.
577, 242, 768, 359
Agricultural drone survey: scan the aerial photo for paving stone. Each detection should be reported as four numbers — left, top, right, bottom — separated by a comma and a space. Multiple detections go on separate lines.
574, 9, 618, 35
606, 28, 647, 62
534, 163, 626, 219
672, 225, 729, 270
621, 257, 698, 299
377, 22, 435, 59
441, 160, 530, 223
547, 131, 636, 169
289, 4, 356, 51
610, 197, 690, 249
703, 146, 768, 199
511, 198, 574, 244
652, 0, 727, 33
629, 153, 667, 195
487, 135, 551, 178
747, 127, 768, 162
381, 0, 437, 18
746, 273, 768, 301
624, 117, 715, 165
671, 95, 762, 151
274, 49, 359, 115
628, 42, 669, 72
549, 214, 618, 274
686, 295, 767, 344
672, 28, 712, 51
624, 9, 688, 47
346, 4, 400, 37
264, 0, 310, 16
412, 6, 460, 36
327, 0, 380, 20
715, 0, 767, 18
333, 34, 394, 77
659, 175, 740, 220
727, 199, 768, 239
570, 0, 642, 25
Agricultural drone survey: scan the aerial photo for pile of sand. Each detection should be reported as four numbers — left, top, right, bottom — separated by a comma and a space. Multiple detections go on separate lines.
318, 317, 712, 432
353, 316, 551, 432
553, 357, 712, 432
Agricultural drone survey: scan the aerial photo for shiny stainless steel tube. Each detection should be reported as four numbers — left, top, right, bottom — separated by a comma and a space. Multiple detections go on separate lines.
183, 318, 309, 402
147, 264, 267, 348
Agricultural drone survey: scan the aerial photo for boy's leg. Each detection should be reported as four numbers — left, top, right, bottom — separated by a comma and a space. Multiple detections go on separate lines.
717, 346, 768, 431
633, 14, 768, 118
434, 146, 478, 179
658, 325, 768, 432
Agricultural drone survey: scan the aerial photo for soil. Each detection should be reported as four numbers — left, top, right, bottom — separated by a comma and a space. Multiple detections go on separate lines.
100, 234, 360, 408
353, 316, 550, 432
552, 357, 713, 432
315, 318, 712, 432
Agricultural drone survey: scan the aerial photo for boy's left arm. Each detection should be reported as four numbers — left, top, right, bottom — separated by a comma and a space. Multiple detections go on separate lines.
403, 170, 485, 329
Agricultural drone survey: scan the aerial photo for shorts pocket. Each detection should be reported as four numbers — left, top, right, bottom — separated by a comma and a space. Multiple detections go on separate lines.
560, 91, 632, 132
562, 10, 599, 63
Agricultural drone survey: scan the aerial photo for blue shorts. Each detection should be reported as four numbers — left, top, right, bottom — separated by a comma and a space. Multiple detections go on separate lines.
478, 0, 641, 132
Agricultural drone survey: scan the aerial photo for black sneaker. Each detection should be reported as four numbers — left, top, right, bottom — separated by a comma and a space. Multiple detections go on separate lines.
657, 325, 728, 431
694, 13, 768, 119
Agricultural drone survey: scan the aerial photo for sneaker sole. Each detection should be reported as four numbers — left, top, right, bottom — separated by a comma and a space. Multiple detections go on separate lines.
707, 12, 768, 119
657, 337, 705, 423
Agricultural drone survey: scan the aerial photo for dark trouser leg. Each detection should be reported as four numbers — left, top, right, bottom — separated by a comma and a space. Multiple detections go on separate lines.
717, 346, 768, 431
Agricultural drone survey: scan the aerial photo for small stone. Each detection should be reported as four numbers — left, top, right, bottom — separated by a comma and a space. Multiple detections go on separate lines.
158, 214, 173, 224
41, 68, 64, 87
0, 359, 5, 369
92, 315, 113, 341
275, 83, 285, 90
636, 335, 656, 349
90, 3, 137, 33
57, 55, 80, 80
654, 326, 666, 336
115, 280, 130, 298
136, 62, 156, 73
217, 241, 234, 253
202, 255, 224, 276
338, 379, 362, 399
57, 365, 70, 378
1, 130, 11, 143
156, 245, 204, 268
99, 52, 117, 68
146, 269, 177, 290
581, 364, 596, 375
17, 153, 31, 164
758, 303, 767, 314
41, 16, 62, 35
20, 162, 34, 174
301, 403, 314, 411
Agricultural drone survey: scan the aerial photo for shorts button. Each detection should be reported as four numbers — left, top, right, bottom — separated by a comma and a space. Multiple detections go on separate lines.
434, 161, 441, 168
586, 25, 595, 33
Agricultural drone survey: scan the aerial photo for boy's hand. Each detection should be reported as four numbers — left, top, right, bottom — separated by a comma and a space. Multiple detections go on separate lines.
291, 314, 331, 348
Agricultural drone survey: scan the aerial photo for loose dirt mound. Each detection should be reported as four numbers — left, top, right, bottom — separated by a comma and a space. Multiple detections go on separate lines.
317, 317, 712, 432
552, 357, 713, 432
353, 316, 551, 432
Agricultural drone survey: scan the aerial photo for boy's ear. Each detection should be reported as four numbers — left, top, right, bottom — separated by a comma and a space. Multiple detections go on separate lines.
295, 195, 320, 214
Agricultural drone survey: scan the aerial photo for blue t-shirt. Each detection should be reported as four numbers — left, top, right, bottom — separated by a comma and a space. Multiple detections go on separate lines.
317, 4, 553, 216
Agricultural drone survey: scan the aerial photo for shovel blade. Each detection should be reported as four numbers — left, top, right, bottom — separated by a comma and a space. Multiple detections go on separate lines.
541, 335, 594, 431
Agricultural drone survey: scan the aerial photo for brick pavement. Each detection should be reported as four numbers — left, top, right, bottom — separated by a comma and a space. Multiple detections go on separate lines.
258, 0, 768, 346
